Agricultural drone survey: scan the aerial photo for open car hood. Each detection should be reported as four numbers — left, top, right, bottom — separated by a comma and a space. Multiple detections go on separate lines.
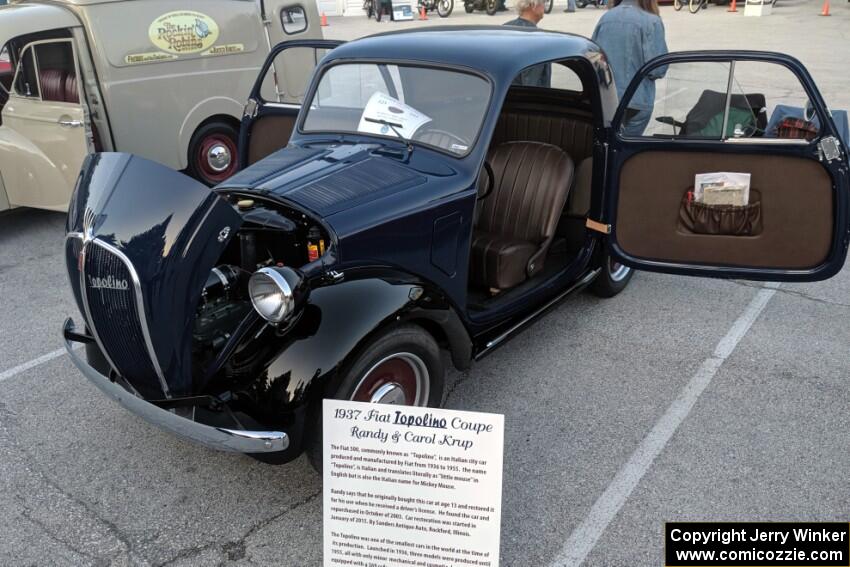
66, 153, 243, 399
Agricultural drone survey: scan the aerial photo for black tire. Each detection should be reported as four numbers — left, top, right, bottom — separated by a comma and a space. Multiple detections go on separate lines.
464, 1, 474, 11
544, 0, 554, 13
674, 0, 683, 10
437, 0, 454, 16
485, 0, 498, 15
576, 0, 588, 7
186, 121, 239, 187
590, 250, 634, 298
306, 324, 445, 472
688, 0, 702, 13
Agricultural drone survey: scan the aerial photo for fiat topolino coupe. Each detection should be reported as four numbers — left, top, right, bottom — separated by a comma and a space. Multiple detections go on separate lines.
63, 28, 849, 468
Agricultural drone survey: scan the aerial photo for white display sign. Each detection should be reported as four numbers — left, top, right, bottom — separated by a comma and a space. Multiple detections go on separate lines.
358, 92, 432, 140
323, 400, 505, 567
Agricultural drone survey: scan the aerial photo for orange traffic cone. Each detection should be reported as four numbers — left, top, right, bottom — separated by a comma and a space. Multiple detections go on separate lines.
727, 0, 737, 12
321, 12, 328, 26
820, 0, 830, 15
419, 5, 428, 19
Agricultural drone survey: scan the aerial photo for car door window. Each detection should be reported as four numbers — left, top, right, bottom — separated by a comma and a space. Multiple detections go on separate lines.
623, 59, 820, 143
259, 46, 329, 104
11, 40, 78, 103
12, 45, 39, 98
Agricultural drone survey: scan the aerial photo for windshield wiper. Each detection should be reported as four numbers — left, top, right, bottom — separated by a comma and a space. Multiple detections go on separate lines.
364, 117, 414, 158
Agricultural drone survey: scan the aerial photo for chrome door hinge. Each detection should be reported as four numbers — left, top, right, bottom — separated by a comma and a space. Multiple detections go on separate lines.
586, 218, 611, 234
243, 98, 259, 119
818, 136, 842, 163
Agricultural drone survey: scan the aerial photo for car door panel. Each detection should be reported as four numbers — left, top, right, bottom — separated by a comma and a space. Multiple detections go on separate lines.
616, 150, 833, 270
604, 51, 849, 281
1, 96, 88, 211
239, 39, 343, 168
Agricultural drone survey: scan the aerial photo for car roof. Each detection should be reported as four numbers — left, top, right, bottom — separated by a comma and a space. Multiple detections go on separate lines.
325, 26, 607, 85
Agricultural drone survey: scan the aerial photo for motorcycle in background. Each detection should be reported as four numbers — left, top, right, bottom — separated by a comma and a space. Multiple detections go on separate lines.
420, 0, 454, 16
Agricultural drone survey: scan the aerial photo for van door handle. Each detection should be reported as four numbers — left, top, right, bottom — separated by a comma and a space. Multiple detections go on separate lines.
58, 118, 83, 128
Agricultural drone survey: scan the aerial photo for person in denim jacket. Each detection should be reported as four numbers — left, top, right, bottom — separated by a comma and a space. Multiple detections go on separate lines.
591, 0, 668, 136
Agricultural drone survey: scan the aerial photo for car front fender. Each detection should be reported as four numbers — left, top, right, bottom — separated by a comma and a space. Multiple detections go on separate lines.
244, 271, 471, 416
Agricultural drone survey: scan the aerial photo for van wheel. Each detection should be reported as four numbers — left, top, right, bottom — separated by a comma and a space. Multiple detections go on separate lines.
306, 325, 445, 472
591, 250, 634, 298
187, 122, 239, 186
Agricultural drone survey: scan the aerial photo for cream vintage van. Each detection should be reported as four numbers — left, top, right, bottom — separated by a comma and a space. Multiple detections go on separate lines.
0, 0, 321, 213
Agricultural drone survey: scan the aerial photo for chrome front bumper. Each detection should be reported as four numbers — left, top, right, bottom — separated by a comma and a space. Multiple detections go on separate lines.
63, 319, 288, 453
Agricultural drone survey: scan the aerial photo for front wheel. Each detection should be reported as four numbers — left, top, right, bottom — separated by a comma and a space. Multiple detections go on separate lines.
590, 250, 634, 298
673, 0, 683, 10
544, 0, 554, 13
485, 0, 498, 15
306, 325, 445, 472
186, 122, 239, 186
464, 1, 474, 11
437, 0, 454, 16
688, 0, 703, 13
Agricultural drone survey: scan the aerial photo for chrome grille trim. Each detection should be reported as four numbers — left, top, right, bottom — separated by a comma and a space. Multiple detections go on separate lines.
76, 235, 122, 380
87, 239, 172, 399
64, 232, 86, 317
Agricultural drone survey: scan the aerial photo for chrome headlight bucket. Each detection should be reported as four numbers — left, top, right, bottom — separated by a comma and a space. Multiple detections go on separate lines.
248, 267, 307, 324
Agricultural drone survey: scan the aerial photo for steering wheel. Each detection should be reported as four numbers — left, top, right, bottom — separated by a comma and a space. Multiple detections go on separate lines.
417, 128, 471, 153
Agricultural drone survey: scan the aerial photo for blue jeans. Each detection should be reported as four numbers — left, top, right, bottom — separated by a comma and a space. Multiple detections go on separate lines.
566, 0, 576, 10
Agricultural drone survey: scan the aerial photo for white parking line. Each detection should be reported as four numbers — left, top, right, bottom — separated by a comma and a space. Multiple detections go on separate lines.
550, 283, 779, 567
0, 345, 81, 384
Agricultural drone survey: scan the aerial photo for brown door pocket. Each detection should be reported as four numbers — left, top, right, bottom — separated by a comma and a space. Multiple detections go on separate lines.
678, 188, 763, 237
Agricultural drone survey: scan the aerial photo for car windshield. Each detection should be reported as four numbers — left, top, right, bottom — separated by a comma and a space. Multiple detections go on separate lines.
302, 63, 491, 156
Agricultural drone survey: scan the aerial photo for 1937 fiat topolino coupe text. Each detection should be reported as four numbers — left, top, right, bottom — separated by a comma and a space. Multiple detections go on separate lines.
62, 28, 849, 468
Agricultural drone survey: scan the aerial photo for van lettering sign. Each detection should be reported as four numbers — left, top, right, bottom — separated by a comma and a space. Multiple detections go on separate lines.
149, 11, 220, 55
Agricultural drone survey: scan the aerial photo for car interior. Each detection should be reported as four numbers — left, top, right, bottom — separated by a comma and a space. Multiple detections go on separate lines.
467, 60, 598, 311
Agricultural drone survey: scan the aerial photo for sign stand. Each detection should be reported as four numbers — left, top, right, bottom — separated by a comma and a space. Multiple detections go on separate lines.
323, 400, 505, 567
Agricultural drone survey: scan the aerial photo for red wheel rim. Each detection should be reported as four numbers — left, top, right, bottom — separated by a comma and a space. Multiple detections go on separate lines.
351, 353, 429, 406
197, 133, 238, 183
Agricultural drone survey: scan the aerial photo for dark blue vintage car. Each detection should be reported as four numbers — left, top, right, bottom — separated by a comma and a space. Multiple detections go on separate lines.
63, 27, 849, 467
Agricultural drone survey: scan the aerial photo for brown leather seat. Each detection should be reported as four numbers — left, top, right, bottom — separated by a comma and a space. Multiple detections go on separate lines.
39, 69, 67, 102
568, 157, 593, 217
471, 142, 574, 291
492, 111, 594, 163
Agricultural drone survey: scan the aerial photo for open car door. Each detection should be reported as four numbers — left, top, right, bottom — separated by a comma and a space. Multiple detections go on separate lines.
238, 39, 343, 168
602, 51, 849, 282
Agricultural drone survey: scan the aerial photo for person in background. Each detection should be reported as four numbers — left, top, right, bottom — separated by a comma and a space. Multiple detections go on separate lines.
504, 0, 551, 88
591, 0, 667, 136
564, 0, 577, 13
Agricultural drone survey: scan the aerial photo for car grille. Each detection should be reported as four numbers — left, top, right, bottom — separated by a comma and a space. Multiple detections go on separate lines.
82, 240, 167, 399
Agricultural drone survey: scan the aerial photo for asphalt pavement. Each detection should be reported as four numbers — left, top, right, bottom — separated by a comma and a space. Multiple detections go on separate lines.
1, 1, 849, 565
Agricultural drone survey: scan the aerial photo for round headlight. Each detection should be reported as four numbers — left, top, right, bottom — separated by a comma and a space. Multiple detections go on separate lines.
248, 267, 306, 324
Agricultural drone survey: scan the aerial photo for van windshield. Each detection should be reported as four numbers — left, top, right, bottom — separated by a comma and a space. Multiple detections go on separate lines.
302, 63, 491, 156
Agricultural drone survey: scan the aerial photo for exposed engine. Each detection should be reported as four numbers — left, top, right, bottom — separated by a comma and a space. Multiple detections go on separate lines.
191, 196, 328, 391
